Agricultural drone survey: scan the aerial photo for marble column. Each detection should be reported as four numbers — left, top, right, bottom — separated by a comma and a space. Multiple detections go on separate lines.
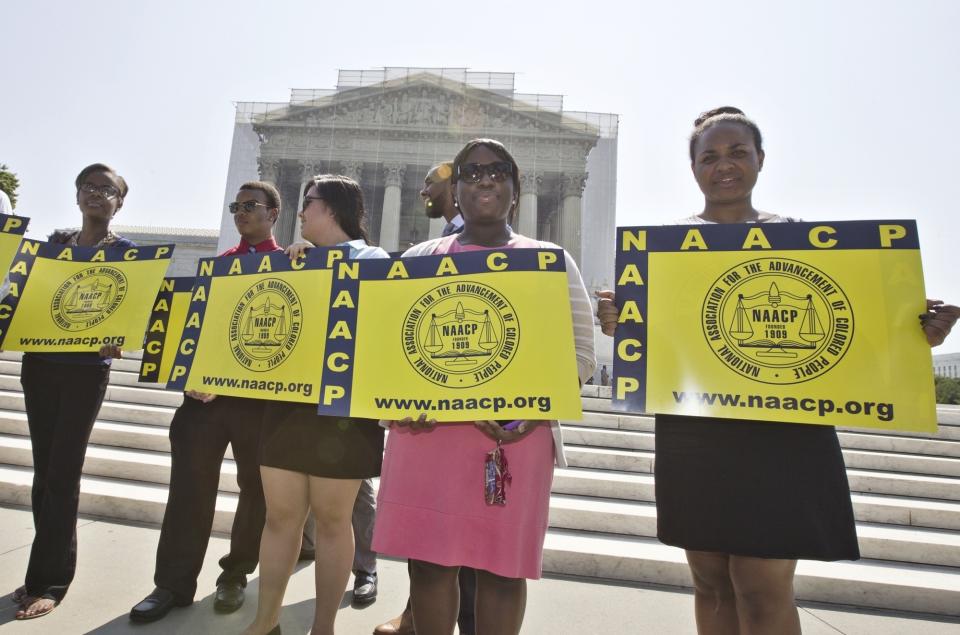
340, 160, 364, 184
380, 162, 405, 252
257, 157, 280, 185
560, 172, 587, 264
518, 171, 542, 238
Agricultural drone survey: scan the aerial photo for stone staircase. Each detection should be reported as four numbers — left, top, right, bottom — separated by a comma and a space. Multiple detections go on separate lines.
0, 351, 958, 616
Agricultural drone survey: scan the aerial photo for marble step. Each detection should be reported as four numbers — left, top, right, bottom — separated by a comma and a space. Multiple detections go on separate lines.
6, 428, 958, 534
0, 373, 182, 409
842, 448, 960, 477
547, 494, 960, 567
0, 435, 241, 494
3, 409, 959, 506
554, 463, 960, 504
562, 424, 960, 461
1, 454, 955, 575
542, 529, 960, 616
0, 464, 236, 532
0, 389, 176, 426
562, 438, 960, 482
2, 463, 950, 615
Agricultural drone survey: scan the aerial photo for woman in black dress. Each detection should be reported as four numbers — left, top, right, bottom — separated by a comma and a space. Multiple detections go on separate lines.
597, 108, 959, 634
241, 175, 387, 635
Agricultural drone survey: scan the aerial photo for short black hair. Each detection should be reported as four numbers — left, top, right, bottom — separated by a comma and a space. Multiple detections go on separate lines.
239, 180, 282, 210
75, 163, 129, 198
689, 106, 764, 162
303, 174, 370, 243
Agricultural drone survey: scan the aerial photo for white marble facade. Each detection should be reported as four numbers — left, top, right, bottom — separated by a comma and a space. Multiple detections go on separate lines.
220, 68, 620, 297
111, 226, 219, 277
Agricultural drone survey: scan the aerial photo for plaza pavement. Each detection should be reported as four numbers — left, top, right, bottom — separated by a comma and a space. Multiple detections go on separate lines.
0, 505, 957, 634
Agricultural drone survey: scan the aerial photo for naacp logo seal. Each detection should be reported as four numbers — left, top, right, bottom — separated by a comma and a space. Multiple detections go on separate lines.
403, 281, 519, 387
702, 258, 854, 384
51, 267, 127, 331
229, 279, 302, 372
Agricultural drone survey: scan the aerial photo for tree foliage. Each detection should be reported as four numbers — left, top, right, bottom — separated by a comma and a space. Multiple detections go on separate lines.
0, 164, 20, 209
935, 376, 960, 405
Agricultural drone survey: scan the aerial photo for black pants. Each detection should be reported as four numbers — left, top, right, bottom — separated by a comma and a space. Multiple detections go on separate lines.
153, 396, 267, 601
20, 355, 111, 602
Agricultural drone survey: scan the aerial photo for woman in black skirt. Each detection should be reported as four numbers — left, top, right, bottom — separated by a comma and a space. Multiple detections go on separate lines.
242, 175, 387, 635
597, 108, 959, 634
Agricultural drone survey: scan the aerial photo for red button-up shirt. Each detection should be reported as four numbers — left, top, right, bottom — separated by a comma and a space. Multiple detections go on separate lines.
219, 236, 281, 256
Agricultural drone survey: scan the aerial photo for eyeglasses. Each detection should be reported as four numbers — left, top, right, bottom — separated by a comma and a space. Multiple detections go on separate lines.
79, 183, 121, 199
300, 196, 324, 213
228, 200, 270, 214
456, 161, 513, 184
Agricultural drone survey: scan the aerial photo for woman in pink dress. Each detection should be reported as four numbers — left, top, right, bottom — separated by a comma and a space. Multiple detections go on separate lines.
372, 139, 596, 635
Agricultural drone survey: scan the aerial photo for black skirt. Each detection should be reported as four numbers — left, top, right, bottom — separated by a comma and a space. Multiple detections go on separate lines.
260, 401, 384, 479
654, 414, 860, 561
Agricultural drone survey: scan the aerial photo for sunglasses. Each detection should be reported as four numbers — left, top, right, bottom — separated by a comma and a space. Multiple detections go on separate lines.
228, 200, 270, 214
79, 182, 120, 199
456, 161, 513, 184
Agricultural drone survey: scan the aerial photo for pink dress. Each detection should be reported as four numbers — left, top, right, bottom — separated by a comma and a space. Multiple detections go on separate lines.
371, 234, 557, 579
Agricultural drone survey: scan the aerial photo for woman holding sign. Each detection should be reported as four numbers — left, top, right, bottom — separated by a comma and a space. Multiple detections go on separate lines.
596, 108, 960, 635
14, 164, 135, 620
242, 175, 387, 635
371, 139, 596, 635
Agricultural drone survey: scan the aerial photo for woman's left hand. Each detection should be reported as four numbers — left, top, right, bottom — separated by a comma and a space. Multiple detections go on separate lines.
99, 344, 122, 359
921, 299, 960, 347
473, 419, 546, 443
285, 241, 315, 261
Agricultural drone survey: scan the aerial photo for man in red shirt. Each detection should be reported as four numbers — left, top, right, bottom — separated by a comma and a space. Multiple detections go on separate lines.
130, 181, 282, 622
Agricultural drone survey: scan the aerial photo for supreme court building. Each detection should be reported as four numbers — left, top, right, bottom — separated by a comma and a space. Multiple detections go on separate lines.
219, 67, 619, 293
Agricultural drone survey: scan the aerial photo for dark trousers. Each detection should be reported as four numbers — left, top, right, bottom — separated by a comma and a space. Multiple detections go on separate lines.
153, 396, 267, 601
20, 355, 110, 602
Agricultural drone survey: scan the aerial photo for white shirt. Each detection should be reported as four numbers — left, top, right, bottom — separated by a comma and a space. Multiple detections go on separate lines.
0, 191, 12, 213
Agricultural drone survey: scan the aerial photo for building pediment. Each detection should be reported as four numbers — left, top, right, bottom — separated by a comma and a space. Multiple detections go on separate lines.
254, 74, 599, 140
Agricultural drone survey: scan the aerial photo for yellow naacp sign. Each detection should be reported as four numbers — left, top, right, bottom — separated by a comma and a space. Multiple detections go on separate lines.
612, 220, 936, 432
138, 277, 194, 384
0, 214, 29, 276
0, 240, 173, 352
315, 249, 582, 422
167, 248, 346, 402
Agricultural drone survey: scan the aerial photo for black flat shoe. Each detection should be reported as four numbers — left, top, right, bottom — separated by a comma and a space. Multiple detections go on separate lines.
352, 571, 378, 605
213, 581, 245, 613
129, 587, 191, 623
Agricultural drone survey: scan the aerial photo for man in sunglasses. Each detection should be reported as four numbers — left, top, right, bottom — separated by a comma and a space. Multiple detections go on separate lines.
130, 181, 282, 623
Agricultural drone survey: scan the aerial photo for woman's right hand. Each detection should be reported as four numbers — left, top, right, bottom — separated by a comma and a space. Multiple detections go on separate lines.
390, 413, 437, 432
185, 390, 217, 403
596, 290, 619, 337
285, 241, 315, 261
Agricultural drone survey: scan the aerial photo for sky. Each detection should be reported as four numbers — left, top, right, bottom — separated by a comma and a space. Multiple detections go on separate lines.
3, 0, 959, 353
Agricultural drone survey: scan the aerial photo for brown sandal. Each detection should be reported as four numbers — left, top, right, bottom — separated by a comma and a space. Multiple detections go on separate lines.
15, 596, 58, 620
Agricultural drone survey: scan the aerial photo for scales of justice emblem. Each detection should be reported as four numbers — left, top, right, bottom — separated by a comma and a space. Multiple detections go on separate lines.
702, 258, 853, 384
728, 282, 825, 357
229, 279, 302, 372
51, 266, 127, 331
404, 282, 519, 388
